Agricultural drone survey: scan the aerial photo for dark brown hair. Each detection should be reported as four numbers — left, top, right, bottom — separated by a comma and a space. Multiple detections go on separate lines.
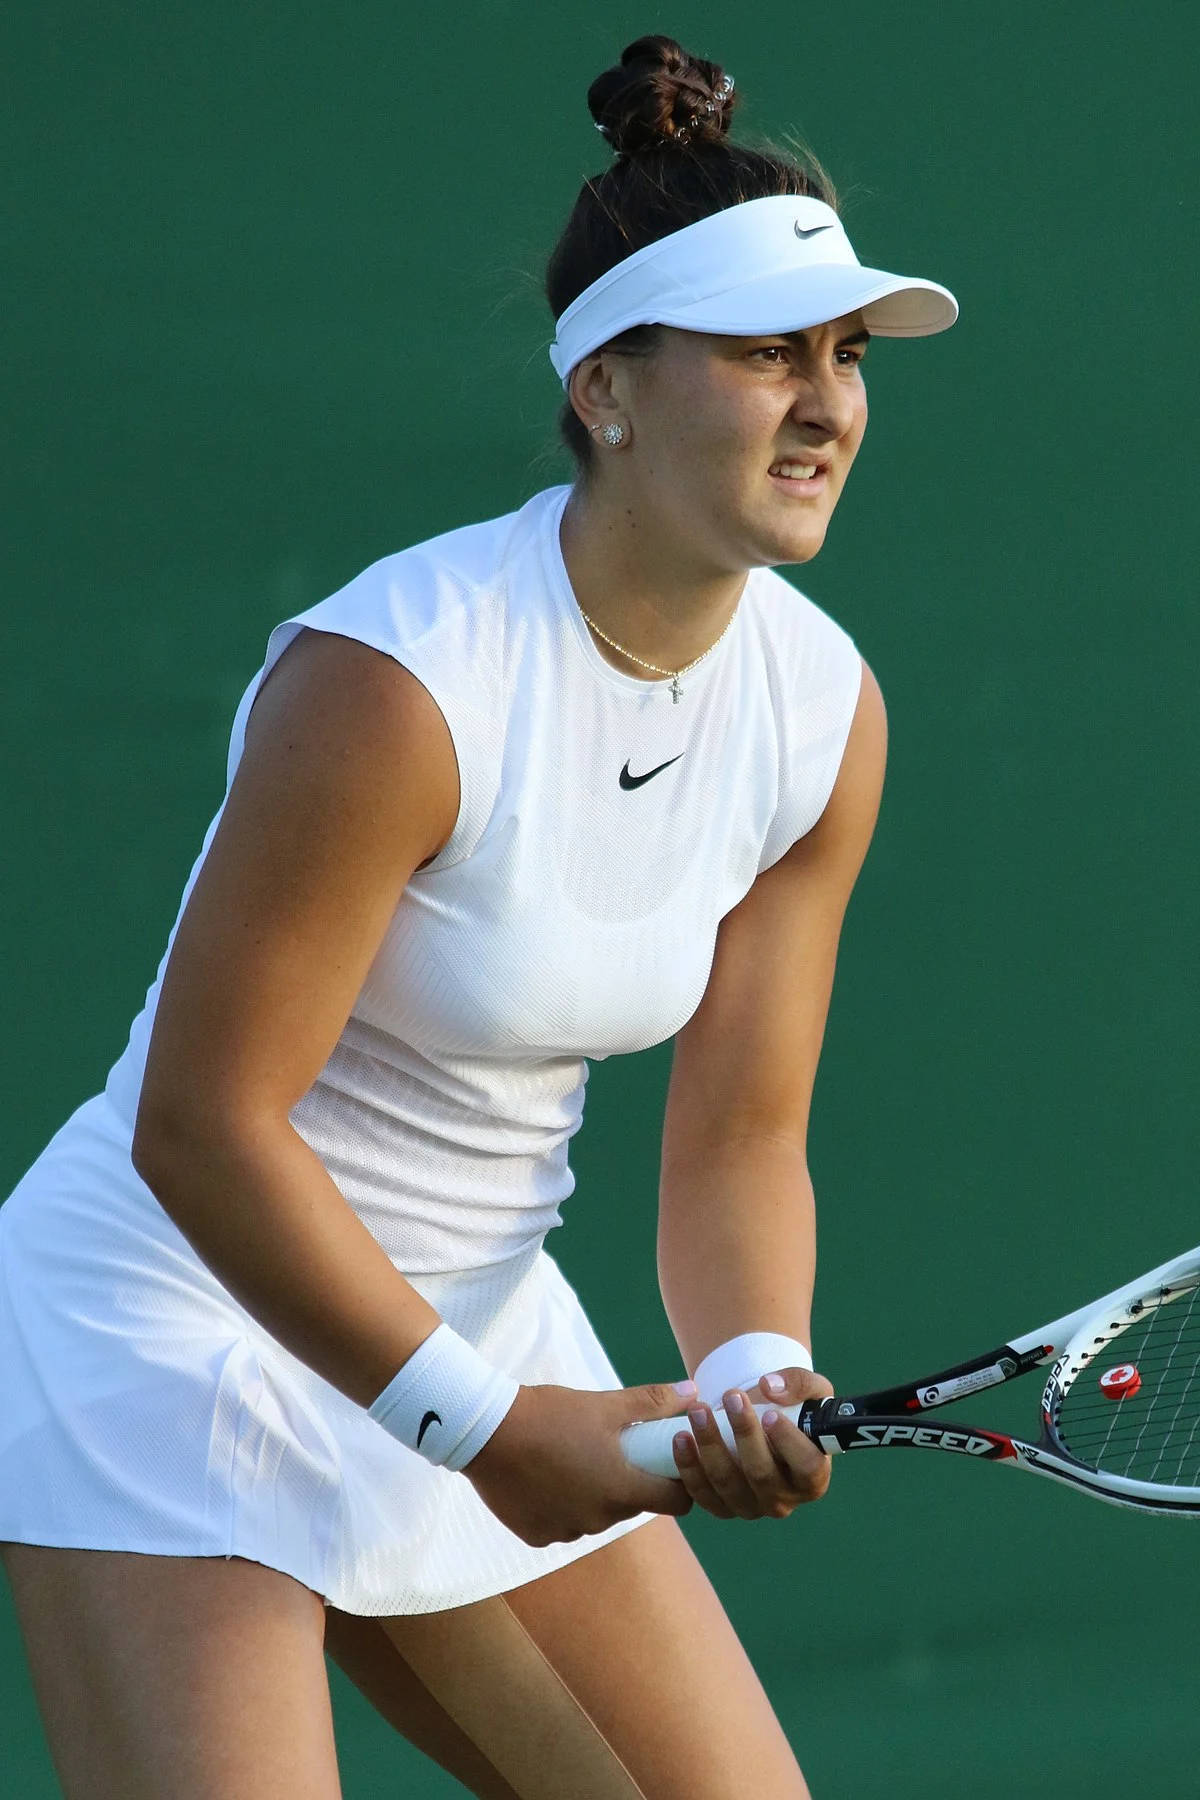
546, 36, 836, 474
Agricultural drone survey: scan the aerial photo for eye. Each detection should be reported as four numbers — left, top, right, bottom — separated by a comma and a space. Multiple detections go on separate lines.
834, 344, 867, 368
749, 343, 791, 365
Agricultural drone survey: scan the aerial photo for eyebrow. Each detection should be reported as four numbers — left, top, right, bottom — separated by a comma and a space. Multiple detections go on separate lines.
779, 326, 872, 347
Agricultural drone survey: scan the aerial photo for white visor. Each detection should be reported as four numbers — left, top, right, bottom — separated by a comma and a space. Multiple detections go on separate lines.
549, 194, 958, 385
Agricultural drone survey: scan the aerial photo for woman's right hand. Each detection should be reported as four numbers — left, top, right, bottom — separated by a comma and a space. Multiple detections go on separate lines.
463, 1381, 696, 1547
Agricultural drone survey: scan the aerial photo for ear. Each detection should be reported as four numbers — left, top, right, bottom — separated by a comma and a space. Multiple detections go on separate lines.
567, 351, 633, 438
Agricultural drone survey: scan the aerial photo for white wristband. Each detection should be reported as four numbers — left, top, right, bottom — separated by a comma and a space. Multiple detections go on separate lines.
693, 1332, 813, 1408
368, 1324, 520, 1472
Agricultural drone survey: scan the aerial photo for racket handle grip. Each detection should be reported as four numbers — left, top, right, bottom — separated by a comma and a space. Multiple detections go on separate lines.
621, 1402, 805, 1478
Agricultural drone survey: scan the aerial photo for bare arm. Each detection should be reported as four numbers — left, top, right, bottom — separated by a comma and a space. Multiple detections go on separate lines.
131, 629, 458, 1406
658, 660, 888, 1376
132, 625, 693, 1543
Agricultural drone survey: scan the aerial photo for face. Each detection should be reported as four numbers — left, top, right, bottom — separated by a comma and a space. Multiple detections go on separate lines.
599, 314, 869, 576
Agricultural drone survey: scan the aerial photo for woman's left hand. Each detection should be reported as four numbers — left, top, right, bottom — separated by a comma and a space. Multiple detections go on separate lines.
671, 1366, 834, 1519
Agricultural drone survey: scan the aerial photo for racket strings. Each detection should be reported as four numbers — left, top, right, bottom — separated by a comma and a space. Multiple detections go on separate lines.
1055, 1282, 1200, 1485
1141, 1284, 1200, 1484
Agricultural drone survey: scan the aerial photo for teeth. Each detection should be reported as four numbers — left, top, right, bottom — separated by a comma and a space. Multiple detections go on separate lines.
771, 462, 818, 479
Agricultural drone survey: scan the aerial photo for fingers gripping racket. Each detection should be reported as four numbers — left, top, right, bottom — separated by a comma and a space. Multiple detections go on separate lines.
623, 1246, 1200, 1516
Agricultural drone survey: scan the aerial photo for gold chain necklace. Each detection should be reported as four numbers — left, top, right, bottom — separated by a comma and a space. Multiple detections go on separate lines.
576, 605, 738, 703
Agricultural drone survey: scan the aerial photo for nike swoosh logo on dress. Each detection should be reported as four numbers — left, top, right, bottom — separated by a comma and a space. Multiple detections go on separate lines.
416, 1409, 442, 1448
619, 754, 684, 791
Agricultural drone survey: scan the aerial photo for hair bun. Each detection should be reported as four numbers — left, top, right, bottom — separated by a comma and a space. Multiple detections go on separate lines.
587, 35, 736, 156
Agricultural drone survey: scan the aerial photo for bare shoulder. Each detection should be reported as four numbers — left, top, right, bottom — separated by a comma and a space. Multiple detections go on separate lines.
786, 655, 886, 879
253, 625, 454, 779
664, 658, 887, 1143
843, 656, 887, 788
852, 655, 887, 752
137, 629, 460, 1136
237, 627, 461, 864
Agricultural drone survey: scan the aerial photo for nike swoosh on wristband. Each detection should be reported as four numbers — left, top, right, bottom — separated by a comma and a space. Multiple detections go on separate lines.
416, 1409, 442, 1448
794, 221, 832, 240
619, 754, 684, 790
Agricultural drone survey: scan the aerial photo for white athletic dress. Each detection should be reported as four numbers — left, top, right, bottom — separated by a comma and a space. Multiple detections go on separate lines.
0, 484, 862, 1615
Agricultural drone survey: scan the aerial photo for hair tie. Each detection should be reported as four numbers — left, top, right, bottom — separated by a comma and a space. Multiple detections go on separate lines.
675, 73, 735, 146
595, 70, 736, 150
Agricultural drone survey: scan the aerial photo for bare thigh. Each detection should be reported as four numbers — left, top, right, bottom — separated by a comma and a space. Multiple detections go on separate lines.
323, 1606, 521, 1800
2, 1545, 339, 1800
374, 1518, 810, 1800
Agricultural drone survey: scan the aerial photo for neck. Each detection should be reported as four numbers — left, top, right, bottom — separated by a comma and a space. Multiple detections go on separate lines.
559, 481, 747, 676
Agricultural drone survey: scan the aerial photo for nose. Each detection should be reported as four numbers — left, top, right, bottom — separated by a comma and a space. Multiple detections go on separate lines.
788, 364, 859, 445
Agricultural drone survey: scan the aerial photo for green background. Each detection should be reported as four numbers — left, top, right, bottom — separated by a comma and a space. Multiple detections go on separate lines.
4, 2, 1198, 1793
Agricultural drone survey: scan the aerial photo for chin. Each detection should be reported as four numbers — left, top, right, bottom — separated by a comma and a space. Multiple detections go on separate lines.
759, 528, 828, 568
742, 505, 832, 569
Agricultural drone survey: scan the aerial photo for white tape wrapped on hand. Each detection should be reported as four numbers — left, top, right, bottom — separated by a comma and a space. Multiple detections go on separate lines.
693, 1332, 813, 1408
368, 1324, 520, 1472
622, 1332, 815, 1477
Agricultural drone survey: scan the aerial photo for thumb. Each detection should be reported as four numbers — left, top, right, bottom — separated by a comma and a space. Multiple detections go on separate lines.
614, 1377, 699, 1425
748, 1366, 834, 1407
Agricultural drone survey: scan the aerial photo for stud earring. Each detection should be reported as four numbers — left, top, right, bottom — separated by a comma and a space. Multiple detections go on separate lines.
589, 422, 627, 448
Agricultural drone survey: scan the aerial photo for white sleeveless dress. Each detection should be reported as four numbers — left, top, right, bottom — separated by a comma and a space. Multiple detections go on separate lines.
0, 485, 862, 1614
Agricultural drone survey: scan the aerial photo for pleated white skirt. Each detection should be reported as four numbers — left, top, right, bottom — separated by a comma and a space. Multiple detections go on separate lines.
0, 1095, 652, 1615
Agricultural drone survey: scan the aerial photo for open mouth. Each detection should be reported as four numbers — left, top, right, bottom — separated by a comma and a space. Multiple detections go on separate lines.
768, 459, 828, 490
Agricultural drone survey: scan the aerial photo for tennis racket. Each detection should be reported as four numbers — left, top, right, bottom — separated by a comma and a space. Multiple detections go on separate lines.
622, 1245, 1200, 1515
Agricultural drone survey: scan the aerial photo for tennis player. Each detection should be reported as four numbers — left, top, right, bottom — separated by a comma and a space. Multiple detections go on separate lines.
0, 35, 956, 1800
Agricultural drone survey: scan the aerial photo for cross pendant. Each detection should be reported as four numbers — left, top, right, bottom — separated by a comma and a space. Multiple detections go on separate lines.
670, 675, 682, 703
